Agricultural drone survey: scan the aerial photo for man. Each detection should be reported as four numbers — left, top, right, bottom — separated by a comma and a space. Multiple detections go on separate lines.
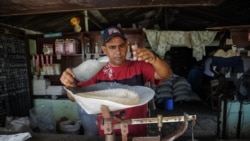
60, 26, 172, 137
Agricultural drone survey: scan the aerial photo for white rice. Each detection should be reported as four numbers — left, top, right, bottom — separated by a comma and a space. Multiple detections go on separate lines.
76, 88, 140, 105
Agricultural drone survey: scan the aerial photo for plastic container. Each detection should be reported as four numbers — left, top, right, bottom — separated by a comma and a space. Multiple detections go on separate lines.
65, 39, 78, 54
164, 98, 174, 111
59, 120, 81, 135
55, 39, 65, 54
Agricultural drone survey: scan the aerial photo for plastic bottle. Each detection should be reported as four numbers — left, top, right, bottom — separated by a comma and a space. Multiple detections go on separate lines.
85, 42, 91, 53
95, 43, 99, 54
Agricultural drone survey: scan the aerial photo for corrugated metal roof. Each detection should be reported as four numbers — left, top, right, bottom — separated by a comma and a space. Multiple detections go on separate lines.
0, 0, 249, 33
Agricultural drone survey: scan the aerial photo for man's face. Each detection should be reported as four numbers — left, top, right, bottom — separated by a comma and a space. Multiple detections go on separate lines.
102, 37, 128, 67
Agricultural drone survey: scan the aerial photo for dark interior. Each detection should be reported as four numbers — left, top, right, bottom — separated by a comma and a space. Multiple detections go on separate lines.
0, 0, 250, 141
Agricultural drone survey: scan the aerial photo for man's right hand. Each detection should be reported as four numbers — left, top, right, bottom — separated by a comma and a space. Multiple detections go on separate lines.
60, 68, 77, 87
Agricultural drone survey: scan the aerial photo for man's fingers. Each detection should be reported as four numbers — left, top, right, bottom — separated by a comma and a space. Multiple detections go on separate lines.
133, 48, 155, 63
60, 68, 76, 87
131, 43, 139, 51
65, 68, 75, 78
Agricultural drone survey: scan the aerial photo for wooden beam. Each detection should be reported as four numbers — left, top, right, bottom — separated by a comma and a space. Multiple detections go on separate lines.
0, 0, 225, 16
163, 8, 168, 30
206, 25, 250, 31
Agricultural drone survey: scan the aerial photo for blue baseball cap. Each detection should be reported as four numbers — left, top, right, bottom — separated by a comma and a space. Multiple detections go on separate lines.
102, 26, 127, 44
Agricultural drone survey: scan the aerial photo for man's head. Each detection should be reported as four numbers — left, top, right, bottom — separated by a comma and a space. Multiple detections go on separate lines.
103, 26, 127, 45
102, 26, 128, 67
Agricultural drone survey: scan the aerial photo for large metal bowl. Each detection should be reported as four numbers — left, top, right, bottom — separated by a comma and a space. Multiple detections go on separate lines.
64, 82, 155, 114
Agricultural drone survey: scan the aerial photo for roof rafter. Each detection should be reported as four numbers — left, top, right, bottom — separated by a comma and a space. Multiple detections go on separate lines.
0, 0, 224, 16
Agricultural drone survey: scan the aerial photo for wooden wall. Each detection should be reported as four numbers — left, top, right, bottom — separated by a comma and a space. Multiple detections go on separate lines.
231, 30, 250, 48
207, 25, 250, 49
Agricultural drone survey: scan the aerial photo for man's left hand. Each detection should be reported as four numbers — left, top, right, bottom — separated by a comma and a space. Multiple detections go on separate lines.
132, 47, 156, 64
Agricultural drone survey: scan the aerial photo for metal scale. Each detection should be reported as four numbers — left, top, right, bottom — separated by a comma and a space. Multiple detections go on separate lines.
100, 105, 196, 141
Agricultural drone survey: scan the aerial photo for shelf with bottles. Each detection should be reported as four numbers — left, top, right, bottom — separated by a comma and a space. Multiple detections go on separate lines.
30, 53, 84, 77
84, 42, 105, 59
84, 29, 145, 59
27, 32, 85, 57
26, 32, 87, 78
